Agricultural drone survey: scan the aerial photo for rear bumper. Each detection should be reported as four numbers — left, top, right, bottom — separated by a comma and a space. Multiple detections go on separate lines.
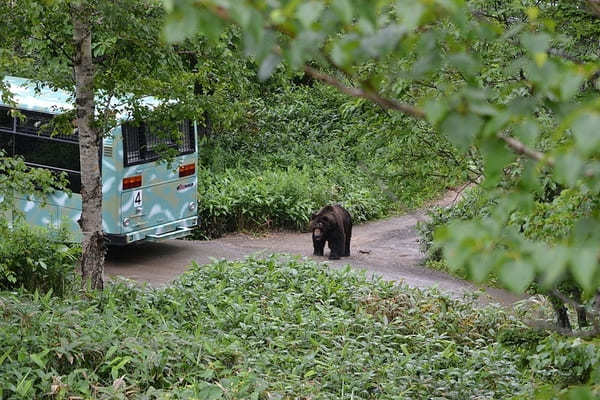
105, 216, 197, 245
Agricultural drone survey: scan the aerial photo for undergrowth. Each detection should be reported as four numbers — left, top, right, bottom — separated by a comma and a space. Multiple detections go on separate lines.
2, 255, 598, 399
196, 83, 465, 238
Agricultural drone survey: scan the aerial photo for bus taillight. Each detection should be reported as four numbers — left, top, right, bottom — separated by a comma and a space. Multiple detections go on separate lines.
179, 163, 195, 177
123, 175, 142, 190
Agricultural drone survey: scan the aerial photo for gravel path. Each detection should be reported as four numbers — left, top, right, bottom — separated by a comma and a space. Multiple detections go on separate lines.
105, 189, 523, 306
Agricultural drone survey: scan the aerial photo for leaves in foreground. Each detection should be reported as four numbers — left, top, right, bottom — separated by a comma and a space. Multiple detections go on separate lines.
0, 255, 598, 399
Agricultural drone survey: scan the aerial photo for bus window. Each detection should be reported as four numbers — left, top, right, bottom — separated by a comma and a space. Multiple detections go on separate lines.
0, 107, 14, 131
122, 120, 195, 166
16, 110, 52, 135
14, 135, 80, 172
0, 133, 14, 156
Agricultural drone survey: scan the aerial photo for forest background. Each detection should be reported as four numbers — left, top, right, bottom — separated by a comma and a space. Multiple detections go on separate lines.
0, 0, 600, 398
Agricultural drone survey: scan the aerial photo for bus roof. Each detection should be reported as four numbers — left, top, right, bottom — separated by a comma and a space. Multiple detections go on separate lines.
1, 76, 161, 118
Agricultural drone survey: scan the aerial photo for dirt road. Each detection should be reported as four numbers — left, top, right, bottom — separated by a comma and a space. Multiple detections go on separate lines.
105, 190, 522, 305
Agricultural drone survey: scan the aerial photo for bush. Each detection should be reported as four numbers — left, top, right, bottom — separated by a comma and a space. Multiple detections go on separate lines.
195, 81, 465, 238
417, 186, 493, 261
194, 166, 390, 238
0, 255, 545, 399
0, 221, 80, 296
528, 335, 600, 386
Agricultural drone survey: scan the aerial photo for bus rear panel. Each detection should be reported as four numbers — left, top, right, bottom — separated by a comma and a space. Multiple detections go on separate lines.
103, 121, 198, 245
0, 76, 198, 245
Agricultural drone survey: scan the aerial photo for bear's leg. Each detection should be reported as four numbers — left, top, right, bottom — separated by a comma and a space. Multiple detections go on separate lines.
572, 286, 589, 328
328, 233, 344, 260
344, 223, 352, 257
313, 234, 325, 256
549, 293, 572, 331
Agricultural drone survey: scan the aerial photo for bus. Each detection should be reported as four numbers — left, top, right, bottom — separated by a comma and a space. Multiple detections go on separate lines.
0, 76, 198, 245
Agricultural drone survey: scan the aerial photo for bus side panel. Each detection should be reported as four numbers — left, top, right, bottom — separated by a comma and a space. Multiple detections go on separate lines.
101, 130, 123, 235
14, 197, 58, 228
51, 192, 82, 242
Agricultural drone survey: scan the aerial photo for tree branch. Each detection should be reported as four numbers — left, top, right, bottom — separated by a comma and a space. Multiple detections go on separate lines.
586, 0, 600, 17
303, 66, 426, 119
499, 135, 550, 164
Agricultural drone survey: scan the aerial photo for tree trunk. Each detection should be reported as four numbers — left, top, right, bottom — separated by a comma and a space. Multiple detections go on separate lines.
72, 2, 104, 290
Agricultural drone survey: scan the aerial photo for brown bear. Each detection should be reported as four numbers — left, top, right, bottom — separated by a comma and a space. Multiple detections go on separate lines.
309, 205, 352, 260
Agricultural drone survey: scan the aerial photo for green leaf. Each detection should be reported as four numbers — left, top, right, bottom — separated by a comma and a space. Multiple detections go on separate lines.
395, 1, 425, 31
514, 120, 539, 147
331, 0, 353, 24
30, 352, 47, 369
163, 5, 199, 43
559, 73, 584, 101
554, 153, 584, 186
521, 32, 551, 55
288, 31, 324, 69
468, 253, 494, 283
572, 114, 600, 156
197, 384, 223, 400
296, 1, 325, 28
570, 247, 597, 292
536, 246, 569, 288
424, 99, 448, 126
480, 139, 515, 187
499, 260, 534, 293
258, 53, 281, 81
440, 113, 483, 150
447, 52, 481, 79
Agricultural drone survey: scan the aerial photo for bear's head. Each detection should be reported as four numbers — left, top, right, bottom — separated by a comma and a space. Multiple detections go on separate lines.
310, 214, 331, 240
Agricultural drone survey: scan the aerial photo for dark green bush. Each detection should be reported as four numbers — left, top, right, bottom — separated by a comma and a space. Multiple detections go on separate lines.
196, 81, 465, 238
0, 255, 545, 399
417, 186, 493, 261
194, 166, 390, 239
528, 335, 600, 386
0, 221, 80, 296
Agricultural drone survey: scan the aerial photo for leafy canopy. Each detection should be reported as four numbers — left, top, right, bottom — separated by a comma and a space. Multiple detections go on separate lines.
164, 0, 600, 295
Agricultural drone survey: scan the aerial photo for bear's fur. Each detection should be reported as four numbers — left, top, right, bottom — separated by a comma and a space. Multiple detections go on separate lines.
309, 205, 352, 260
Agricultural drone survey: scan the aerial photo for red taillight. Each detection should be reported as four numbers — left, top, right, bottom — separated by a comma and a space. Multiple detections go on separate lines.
179, 163, 195, 178
123, 175, 142, 190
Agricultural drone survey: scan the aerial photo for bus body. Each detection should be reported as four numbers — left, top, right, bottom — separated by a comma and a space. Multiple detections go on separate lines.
0, 76, 198, 244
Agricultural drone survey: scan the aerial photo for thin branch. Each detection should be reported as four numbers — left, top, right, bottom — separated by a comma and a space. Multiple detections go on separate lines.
499, 135, 549, 164
587, 0, 600, 17
303, 66, 426, 119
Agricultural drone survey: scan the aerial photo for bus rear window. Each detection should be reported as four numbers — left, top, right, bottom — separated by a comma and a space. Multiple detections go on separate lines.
0, 108, 81, 193
122, 120, 195, 166
0, 108, 14, 131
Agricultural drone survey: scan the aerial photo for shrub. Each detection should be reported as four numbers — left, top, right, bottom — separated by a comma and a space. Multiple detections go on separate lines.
528, 335, 600, 385
417, 186, 493, 261
0, 221, 80, 296
0, 255, 544, 399
194, 166, 390, 238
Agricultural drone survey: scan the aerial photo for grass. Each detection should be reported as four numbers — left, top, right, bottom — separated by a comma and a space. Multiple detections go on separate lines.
4, 255, 599, 399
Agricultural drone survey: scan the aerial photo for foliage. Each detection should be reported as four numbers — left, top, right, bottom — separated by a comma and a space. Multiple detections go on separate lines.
0, 153, 69, 214
197, 78, 464, 237
0, 154, 79, 296
0, 254, 577, 399
195, 167, 388, 238
0, 222, 79, 296
418, 187, 493, 261
528, 335, 600, 386
163, 0, 600, 296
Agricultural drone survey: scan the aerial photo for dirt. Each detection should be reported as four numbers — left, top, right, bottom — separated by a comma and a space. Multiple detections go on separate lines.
105, 188, 523, 306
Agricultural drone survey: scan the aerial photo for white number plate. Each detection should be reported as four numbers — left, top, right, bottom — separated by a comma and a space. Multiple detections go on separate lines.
133, 190, 143, 207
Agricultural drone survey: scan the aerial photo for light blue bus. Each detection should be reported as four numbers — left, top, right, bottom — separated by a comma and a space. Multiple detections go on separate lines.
0, 76, 198, 244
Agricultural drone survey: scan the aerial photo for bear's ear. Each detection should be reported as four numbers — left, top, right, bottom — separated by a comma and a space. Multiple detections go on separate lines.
310, 213, 317, 220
